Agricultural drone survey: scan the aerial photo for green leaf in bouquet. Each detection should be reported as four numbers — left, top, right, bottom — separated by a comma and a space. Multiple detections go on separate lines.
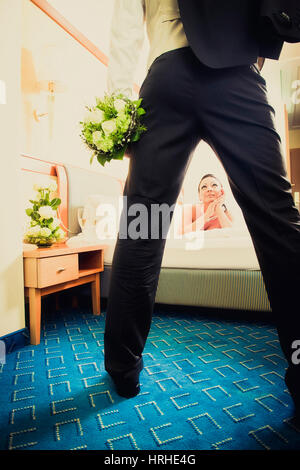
113, 147, 126, 160
31, 211, 40, 221
26, 208, 33, 217
97, 154, 107, 167
50, 198, 61, 209
132, 131, 141, 142
137, 107, 146, 116
133, 98, 143, 108
83, 129, 94, 145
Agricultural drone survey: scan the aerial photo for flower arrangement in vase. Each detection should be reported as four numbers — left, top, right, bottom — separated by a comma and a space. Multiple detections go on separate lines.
23, 181, 66, 247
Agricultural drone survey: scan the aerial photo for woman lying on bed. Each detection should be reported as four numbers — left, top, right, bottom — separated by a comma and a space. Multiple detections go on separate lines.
179, 173, 234, 234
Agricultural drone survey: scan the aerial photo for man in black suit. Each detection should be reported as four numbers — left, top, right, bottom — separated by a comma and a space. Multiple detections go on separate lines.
104, 0, 300, 420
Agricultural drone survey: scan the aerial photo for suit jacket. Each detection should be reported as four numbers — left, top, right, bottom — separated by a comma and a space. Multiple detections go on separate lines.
107, 0, 299, 96
260, 0, 300, 43
177, 0, 288, 69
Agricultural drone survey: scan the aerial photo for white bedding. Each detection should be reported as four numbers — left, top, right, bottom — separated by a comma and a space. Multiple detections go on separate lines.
161, 227, 259, 269
68, 227, 259, 270
66, 194, 260, 270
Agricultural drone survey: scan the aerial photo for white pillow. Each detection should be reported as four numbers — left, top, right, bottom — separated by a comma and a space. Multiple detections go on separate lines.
81, 194, 123, 239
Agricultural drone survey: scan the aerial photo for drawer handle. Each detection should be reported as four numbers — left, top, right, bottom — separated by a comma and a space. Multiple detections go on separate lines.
57, 267, 66, 273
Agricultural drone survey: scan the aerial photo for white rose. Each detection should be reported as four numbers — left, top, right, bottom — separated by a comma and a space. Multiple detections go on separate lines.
94, 109, 105, 122
114, 99, 127, 112
34, 183, 48, 191
84, 108, 104, 124
83, 111, 92, 123
101, 119, 117, 135
40, 227, 52, 238
55, 228, 65, 240
26, 225, 41, 237
49, 181, 57, 192
92, 131, 103, 146
38, 205, 56, 219
25, 227, 33, 237
32, 225, 41, 235
33, 182, 56, 192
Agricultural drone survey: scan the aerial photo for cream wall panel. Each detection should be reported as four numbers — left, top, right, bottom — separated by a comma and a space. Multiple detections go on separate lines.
0, 0, 25, 337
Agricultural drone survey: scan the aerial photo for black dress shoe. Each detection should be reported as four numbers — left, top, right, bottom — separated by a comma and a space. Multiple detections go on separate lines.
112, 378, 140, 398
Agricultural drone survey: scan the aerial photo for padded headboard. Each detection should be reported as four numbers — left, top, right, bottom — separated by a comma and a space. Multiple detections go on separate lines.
64, 163, 123, 236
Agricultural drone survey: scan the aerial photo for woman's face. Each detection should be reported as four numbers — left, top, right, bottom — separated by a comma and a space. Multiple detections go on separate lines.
198, 176, 223, 203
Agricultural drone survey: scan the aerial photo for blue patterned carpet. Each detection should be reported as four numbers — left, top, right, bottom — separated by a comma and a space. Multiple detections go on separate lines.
1, 302, 300, 451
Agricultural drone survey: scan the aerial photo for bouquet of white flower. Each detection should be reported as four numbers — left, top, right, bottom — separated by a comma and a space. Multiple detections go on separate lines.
23, 182, 66, 247
80, 91, 147, 167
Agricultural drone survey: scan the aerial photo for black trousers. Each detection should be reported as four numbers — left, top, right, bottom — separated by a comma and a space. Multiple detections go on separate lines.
104, 47, 300, 400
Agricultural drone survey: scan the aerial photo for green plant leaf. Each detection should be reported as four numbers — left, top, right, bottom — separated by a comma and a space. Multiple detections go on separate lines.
31, 212, 40, 221
137, 107, 146, 116
97, 154, 107, 167
50, 198, 61, 208
133, 98, 142, 108
113, 147, 126, 160
132, 131, 141, 142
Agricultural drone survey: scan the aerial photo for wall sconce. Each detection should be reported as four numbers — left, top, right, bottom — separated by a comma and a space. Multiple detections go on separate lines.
33, 79, 67, 121
33, 109, 48, 122
33, 45, 67, 139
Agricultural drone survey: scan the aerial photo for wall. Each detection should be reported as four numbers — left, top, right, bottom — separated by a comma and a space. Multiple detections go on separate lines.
21, 0, 132, 180
0, 0, 25, 337
21, 0, 152, 181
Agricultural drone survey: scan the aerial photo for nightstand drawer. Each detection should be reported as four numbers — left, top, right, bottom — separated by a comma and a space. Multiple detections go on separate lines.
37, 254, 78, 288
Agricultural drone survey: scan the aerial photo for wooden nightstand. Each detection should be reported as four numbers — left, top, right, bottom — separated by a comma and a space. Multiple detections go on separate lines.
23, 243, 107, 345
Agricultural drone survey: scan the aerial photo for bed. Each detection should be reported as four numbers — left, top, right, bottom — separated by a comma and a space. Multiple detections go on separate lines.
20, 154, 271, 312
63, 175, 270, 313
92, 227, 270, 312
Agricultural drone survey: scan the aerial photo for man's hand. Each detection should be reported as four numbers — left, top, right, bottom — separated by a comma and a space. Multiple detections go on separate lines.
214, 193, 226, 212
257, 56, 265, 71
204, 200, 218, 225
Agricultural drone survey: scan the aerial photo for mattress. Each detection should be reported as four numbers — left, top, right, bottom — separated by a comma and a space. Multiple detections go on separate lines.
92, 227, 260, 270
67, 227, 269, 310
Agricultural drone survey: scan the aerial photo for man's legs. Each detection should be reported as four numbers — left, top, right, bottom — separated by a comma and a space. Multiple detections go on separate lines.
104, 48, 203, 396
196, 62, 300, 414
